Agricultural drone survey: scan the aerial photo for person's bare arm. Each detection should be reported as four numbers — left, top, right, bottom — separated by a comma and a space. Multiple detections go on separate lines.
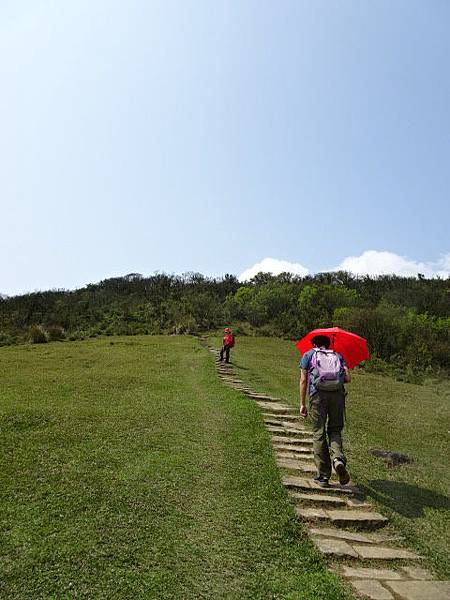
344, 367, 351, 383
300, 369, 308, 417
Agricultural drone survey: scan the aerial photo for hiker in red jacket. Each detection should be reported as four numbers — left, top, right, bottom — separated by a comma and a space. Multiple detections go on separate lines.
220, 328, 235, 363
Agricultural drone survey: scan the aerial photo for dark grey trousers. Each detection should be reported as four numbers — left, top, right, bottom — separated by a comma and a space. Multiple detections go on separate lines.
309, 389, 346, 478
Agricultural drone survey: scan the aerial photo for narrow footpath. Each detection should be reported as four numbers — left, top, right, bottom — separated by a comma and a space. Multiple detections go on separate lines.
202, 339, 450, 600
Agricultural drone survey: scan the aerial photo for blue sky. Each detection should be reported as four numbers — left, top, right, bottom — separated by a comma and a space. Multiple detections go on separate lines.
1, 1, 449, 294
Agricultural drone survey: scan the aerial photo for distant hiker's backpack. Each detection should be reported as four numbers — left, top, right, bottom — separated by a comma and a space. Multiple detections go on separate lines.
310, 349, 342, 391
224, 334, 235, 348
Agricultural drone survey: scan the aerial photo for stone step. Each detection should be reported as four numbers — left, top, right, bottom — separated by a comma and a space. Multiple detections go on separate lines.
296, 507, 388, 530
268, 423, 311, 432
400, 566, 433, 580
385, 581, 450, 600
283, 476, 358, 495
271, 419, 305, 427
266, 426, 307, 436
342, 566, 404, 580
275, 451, 314, 461
310, 527, 399, 545
256, 402, 297, 414
246, 393, 282, 401
276, 459, 316, 473
263, 413, 300, 422
313, 538, 419, 563
274, 443, 314, 454
350, 579, 395, 599
329, 510, 388, 530
292, 492, 347, 507
313, 537, 359, 559
353, 545, 420, 560
264, 417, 295, 427
271, 435, 314, 445
290, 488, 367, 509
265, 421, 308, 432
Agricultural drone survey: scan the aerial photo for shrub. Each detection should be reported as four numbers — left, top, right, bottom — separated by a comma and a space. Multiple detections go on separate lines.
0, 333, 14, 346
46, 325, 65, 341
29, 325, 48, 344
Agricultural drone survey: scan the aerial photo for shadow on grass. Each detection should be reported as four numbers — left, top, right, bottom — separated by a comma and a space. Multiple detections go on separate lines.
231, 361, 250, 370
363, 480, 450, 518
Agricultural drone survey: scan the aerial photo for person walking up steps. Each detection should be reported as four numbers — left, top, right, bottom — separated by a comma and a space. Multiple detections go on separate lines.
220, 328, 235, 363
299, 335, 351, 487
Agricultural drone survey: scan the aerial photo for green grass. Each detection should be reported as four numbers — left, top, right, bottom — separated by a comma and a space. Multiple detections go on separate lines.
214, 335, 450, 579
0, 336, 353, 599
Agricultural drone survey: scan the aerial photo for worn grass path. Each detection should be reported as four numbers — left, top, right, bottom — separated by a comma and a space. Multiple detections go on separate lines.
0, 336, 351, 599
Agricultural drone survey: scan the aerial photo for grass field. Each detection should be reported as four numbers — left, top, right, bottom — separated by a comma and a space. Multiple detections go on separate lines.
0, 336, 353, 599
213, 335, 450, 579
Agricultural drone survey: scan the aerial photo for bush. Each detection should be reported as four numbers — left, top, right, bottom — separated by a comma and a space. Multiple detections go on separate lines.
0, 333, 14, 347
29, 325, 48, 344
46, 325, 65, 341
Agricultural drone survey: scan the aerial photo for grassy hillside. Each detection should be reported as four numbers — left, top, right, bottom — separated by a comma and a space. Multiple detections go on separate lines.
213, 335, 450, 579
0, 336, 352, 599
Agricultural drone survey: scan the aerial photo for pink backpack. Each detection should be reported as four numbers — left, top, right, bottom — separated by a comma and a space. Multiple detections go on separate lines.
310, 348, 342, 391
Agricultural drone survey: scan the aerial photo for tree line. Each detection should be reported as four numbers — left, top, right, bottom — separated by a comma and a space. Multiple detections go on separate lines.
0, 271, 449, 380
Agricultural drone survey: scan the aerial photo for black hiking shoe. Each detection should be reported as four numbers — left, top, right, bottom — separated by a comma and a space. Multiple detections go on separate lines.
313, 475, 329, 488
333, 459, 350, 485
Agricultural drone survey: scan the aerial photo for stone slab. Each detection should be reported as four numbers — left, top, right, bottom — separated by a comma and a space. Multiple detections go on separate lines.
386, 580, 450, 600
266, 419, 307, 426
247, 394, 282, 401
400, 566, 433, 580
292, 492, 346, 506
284, 426, 309, 434
273, 444, 313, 454
313, 537, 358, 558
351, 580, 394, 600
265, 422, 307, 432
267, 421, 307, 429
256, 402, 295, 413
263, 412, 299, 421
295, 507, 328, 521
267, 425, 305, 435
342, 566, 403, 580
309, 527, 383, 544
328, 510, 388, 529
276, 451, 314, 461
276, 459, 316, 473
272, 436, 313, 445
354, 545, 420, 560
283, 476, 357, 495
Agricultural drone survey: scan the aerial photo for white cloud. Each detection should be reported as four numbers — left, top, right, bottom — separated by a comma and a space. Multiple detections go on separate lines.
239, 257, 309, 281
334, 250, 450, 278
239, 251, 450, 282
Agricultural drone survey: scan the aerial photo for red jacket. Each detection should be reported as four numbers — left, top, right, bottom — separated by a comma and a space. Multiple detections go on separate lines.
223, 334, 235, 347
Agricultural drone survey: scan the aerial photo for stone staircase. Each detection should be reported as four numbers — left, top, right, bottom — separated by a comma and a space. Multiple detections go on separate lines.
204, 341, 450, 600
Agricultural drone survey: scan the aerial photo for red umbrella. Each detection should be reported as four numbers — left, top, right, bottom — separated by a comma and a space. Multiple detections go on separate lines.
295, 327, 369, 369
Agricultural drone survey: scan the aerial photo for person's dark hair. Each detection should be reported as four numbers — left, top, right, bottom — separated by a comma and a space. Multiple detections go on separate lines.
311, 335, 330, 349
